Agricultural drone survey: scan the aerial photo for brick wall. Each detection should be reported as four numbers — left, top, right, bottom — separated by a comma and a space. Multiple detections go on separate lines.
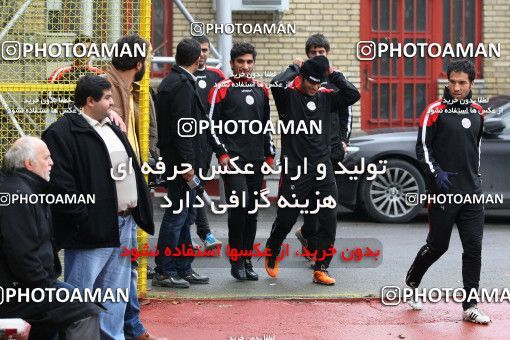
171, 0, 361, 146
170, 0, 509, 138
436, 1, 509, 101
482, 0, 510, 98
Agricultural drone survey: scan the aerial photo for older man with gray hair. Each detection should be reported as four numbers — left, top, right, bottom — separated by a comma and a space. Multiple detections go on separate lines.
0, 136, 101, 340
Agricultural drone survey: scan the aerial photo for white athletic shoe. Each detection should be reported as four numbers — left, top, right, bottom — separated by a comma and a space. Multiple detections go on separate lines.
407, 300, 423, 311
463, 305, 491, 324
407, 296, 423, 311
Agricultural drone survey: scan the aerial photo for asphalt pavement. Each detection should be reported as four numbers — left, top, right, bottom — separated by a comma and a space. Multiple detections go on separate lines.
144, 199, 510, 300
138, 202, 510, 339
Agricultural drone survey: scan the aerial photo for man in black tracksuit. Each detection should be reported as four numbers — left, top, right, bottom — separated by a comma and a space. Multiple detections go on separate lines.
296, 34, 357, 257
405, 60, 490, 324
191, 35, 226, 250
208, 42, 276, 281
265, 56, 360, 285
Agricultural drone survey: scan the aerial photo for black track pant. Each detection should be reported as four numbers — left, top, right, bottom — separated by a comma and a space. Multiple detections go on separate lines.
301, 173, 341, 241
406, 202, 484, 310
302, 156, 342, 241
223, 162, 264, 261
267, 169, 338, 269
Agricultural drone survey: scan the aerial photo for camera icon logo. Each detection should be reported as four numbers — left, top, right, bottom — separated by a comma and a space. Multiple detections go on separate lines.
381, 286, 401, 306
178, 118, 197, 137
356, 41, 377, 61
190, 22, 206, 37
0, 193, 10, 206
1, 41, 21, 61
405, 193, 419, 206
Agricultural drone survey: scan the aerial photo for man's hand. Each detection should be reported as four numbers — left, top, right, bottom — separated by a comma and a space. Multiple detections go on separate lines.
293, 57, 304, 68
182, 168, 195, 182
434, 170, 458, 192
108, 109, 127, 133
219, 155, 231, 170
341, 141, 347, 153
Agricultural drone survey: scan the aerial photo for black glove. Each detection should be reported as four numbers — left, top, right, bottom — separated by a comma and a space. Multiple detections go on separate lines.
434, 170, 458, 192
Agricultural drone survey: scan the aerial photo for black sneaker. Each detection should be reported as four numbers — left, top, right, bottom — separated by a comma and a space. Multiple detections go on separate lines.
152, 273, 190, 288
244, 258, 258, 281
230, 260, 247, 281
180, 270, 209, 284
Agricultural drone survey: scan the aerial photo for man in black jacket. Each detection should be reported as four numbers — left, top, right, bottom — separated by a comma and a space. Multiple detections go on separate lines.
0, 136, 101, 339
265, 56, 360, 285
42, 75, 155, 339
295, 34, 358, 260
405, 60, 490, 324
154, 39, 224, 288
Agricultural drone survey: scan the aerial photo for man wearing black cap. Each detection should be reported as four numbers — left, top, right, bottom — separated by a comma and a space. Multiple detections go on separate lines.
295, 34, 357, 263
265, 55, 360, 285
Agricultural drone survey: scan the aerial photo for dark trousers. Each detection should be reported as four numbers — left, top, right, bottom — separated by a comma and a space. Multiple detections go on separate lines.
267, 169, 338, 269
155, 177, 197, 276
406, 202, 484, 309
223, 162, 264, 261
195, 205, 211, 240
195, 158, 213, 240
302, 172, 341, 241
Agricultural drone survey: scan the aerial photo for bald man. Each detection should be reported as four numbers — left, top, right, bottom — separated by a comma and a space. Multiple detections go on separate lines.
0, 136, 101, 340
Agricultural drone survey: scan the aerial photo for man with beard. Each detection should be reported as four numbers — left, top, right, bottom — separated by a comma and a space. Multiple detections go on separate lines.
105, 34, 162, 340
106, 34, 149, 163
405, 59, 490, 324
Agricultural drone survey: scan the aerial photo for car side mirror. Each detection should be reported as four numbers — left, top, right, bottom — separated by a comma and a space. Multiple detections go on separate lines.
484, 118, 506, 136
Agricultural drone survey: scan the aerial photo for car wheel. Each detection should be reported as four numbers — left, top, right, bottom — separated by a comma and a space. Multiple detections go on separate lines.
359, 159, 425, 223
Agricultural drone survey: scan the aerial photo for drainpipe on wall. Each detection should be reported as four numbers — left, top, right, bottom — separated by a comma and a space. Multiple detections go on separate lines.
215, 0, 232, 77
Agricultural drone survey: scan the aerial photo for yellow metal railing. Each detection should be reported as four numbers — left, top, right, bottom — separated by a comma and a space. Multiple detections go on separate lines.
0, 0, 153, 296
